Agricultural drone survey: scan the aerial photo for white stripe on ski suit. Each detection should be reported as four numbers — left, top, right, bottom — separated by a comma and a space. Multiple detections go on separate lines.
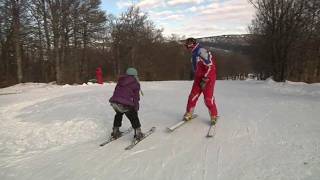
199, 48, 213, 66
199, 48, 213, 78
192, 93, 200, 102
205, 66, 212, 77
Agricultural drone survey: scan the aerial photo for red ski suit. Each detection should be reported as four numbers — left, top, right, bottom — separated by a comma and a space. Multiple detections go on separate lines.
96, 67, 103, 84
186, 43, 218, 117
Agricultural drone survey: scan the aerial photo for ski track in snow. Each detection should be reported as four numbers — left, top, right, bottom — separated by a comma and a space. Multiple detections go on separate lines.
0, 80, 320, 180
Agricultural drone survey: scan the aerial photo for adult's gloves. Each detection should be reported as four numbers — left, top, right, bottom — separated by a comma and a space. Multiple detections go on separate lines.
200, 77, 209, 90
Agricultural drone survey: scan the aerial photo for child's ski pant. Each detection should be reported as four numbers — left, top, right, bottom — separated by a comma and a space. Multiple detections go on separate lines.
113, 110, 141, 129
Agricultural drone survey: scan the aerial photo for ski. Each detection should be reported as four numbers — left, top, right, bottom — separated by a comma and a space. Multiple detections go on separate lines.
206, 123, 216, 138
167, 114, 198, 132
99, 127, 133, 147
125, 127, 156, 150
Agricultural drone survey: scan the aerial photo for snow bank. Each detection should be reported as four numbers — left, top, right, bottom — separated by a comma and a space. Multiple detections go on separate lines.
264, 78, 320, 96
2, 119, 100, 154
0, 83, 109, 156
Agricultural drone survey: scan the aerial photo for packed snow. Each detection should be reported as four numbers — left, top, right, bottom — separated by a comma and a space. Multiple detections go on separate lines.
0, 80, 319, 180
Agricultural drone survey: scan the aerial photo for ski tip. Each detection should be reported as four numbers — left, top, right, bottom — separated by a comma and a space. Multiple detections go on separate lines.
166, 127, 174, 132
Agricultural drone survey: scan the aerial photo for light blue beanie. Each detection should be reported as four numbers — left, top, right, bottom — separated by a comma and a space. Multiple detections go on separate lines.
126, 67, 138, 76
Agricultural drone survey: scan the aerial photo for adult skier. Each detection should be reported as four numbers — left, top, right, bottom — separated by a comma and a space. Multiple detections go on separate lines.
183, 38, 218, 125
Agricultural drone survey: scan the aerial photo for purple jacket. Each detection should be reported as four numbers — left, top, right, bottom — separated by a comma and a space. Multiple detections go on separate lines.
109, 75, 140, 111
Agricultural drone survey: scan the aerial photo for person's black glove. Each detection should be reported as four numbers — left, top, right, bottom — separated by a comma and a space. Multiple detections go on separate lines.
200, 77, 208, 90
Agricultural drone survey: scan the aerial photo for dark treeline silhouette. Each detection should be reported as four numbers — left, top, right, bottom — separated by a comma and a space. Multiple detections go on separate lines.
249, 0, 320, 83
1, 0, 319, 88
214, 48, 255, 80
0, 1, 190, 87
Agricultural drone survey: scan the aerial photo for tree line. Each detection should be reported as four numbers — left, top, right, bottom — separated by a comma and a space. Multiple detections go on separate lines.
249, 0, 320, 83
1, 0, 319, 88
0, 0, 190, 87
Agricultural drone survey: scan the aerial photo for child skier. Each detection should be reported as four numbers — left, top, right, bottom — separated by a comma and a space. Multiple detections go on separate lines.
109, 67, 144, 140
183, 38, 219, 125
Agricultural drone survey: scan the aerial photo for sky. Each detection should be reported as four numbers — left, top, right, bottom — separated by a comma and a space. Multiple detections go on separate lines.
101, 0, 256, 38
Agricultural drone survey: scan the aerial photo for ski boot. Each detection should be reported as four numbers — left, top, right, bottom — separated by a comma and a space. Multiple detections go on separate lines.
111, 127, 122, 139
211, 116, 218, 125
183, 112, 193, 121
134, 128, 144, 141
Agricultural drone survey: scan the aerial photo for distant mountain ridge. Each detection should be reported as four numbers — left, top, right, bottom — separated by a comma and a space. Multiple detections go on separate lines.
197, 34, 252, 46
196, 34, 253, 54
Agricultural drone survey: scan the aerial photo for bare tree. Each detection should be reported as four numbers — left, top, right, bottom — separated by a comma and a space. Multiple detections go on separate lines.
12, 0, 23, 83
78, 0, 106, 81
110, 6, 165, 77
249, 0, 320, 82
0, 0, 29, 85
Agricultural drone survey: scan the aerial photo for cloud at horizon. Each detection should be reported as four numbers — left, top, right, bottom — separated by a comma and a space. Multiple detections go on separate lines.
102, 0, 255, 38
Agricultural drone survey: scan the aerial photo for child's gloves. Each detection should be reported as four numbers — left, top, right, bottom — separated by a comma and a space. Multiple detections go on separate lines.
200, 77, 208, 90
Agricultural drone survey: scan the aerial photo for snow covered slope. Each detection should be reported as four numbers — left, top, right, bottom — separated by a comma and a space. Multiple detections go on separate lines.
0, 80, 319, 180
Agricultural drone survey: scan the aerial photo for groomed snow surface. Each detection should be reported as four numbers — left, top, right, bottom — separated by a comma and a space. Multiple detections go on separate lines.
0, 80, 319, 180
